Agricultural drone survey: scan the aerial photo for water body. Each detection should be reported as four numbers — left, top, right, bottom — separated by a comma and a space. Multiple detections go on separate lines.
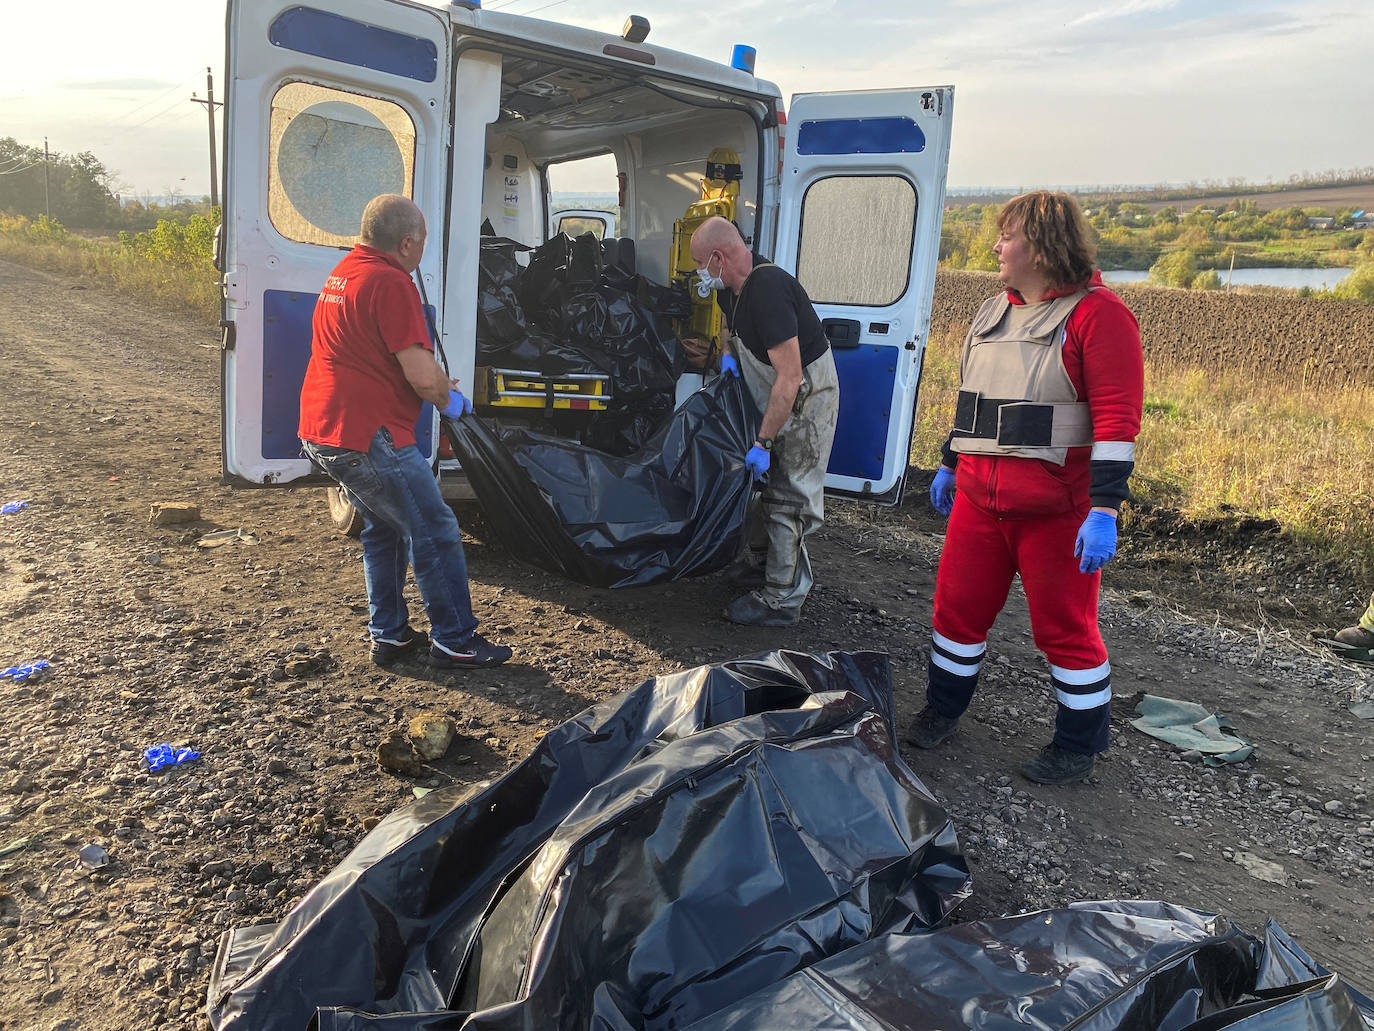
1101, 267, 1354, 290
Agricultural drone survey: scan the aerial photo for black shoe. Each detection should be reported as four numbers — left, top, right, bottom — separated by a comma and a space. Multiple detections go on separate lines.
906, 706, 959, 749
1021, 744, 1095, 785
429, 633, 513, 669
370, 626, 429, 668
724, 592, 800, 627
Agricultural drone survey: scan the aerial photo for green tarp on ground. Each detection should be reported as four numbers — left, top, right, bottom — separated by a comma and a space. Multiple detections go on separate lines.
1130, 694, 1255, 765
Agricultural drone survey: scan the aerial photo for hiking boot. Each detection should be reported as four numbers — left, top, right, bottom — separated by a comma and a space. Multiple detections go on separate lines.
906, 706, 960, 749
429, 633, 513, 669
1332, 624, 1374, 649
724, 592, 799, 627
370, 626, 429, 668
1021, 744, 1095, 785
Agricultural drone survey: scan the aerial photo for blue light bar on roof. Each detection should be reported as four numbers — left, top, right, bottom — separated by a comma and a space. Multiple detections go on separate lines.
730, 44, 756, 74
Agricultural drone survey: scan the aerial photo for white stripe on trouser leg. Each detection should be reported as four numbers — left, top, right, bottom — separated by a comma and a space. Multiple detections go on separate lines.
1050, 660, 1112, 709
931, 650, 984, 677
932, 631, 987, 658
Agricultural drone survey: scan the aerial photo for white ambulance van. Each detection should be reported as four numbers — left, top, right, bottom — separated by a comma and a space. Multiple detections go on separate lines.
218, 0, 953, 524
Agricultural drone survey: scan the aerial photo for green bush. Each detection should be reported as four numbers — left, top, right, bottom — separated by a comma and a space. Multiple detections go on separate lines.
1191, 269, 1223, 290
1332, 261, 1374, 303
1148, 248, 1199, 288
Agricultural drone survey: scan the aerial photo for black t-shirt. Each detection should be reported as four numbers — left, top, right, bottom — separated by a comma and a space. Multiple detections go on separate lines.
717, 255, 829, 367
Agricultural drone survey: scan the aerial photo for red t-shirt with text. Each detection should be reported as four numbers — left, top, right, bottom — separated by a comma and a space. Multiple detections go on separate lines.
298, 244, 431, 452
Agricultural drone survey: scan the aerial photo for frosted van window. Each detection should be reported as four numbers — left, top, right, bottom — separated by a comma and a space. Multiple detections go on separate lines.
268, 82, 416, 246
796, 176, 916, 306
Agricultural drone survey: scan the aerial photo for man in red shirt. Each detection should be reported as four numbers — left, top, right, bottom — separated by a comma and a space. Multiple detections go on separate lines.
909, 191, 1143, 785
299, 194, 511, 669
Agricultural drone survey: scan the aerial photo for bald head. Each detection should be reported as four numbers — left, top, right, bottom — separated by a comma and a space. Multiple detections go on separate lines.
690, 216, 752, 290
360, 194, 424, 252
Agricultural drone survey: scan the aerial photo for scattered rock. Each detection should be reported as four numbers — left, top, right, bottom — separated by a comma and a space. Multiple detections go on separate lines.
377, 730, 425, 776
148, 502, 200, 526
407, 713, 456, 761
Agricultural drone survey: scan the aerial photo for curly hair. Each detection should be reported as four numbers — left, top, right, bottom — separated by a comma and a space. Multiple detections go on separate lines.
997, 191, 1096, 288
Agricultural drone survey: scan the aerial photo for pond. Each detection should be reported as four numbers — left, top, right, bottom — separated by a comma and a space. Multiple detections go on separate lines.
1100, 267, 1354, 290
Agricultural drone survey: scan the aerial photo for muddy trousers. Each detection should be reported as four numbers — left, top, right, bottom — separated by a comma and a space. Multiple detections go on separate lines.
736, 346, 840, 615
929, 495, 1111, 755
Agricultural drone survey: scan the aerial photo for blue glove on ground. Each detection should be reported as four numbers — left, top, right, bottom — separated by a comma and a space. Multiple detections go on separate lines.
441, 389, 472, 418
744, 444, 770, 482
930, 466, 956, 516
1075, 510, 1118, 573
720, 353, 739, 377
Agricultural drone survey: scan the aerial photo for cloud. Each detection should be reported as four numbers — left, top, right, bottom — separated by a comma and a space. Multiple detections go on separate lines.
57, 78, 180, 91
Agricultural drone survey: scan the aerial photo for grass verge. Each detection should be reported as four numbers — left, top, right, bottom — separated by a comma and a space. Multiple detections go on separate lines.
912, 326, 1374, 575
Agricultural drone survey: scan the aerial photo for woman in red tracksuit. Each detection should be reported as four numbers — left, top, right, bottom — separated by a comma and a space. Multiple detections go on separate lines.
908, 190, 1143, 785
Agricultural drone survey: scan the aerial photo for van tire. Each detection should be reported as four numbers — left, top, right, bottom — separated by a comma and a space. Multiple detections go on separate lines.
326, 485, 364, 538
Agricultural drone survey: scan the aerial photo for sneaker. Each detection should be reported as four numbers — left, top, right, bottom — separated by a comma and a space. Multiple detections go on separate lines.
1021, 744, 1095, 785
906, 706, 960, 749
370, 626, 429, 668
1332, 624, 1374, 649
724, 592, 800, 627
429, 633, 513, 669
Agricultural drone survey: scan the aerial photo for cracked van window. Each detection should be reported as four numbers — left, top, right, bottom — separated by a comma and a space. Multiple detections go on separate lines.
796, 176, 916, 306
268, 83, 416, 246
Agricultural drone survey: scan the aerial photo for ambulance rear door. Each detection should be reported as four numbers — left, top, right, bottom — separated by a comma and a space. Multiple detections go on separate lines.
221, 0, 450, 486
775, 87, 953, 504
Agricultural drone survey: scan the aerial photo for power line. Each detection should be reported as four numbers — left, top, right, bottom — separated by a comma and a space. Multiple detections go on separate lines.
0, 161, 42, 176
125, 90, 196, 131
108, 79, 196, 126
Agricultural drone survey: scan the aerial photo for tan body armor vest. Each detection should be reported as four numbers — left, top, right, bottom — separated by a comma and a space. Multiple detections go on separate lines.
950, 288, 1093, 466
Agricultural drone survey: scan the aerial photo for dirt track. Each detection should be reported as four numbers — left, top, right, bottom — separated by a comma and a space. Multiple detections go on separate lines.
1, 258, 1372, 1030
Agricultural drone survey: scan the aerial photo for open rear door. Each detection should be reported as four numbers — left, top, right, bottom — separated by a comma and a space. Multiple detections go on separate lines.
221, 0, 450, 485
775, 87, 953, 504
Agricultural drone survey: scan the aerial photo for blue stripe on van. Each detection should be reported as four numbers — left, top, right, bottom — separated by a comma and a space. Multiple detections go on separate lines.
826, 344, 897, 483
797, 117, 926, 156
269, 6, 438, 83
261, 289, 434, 460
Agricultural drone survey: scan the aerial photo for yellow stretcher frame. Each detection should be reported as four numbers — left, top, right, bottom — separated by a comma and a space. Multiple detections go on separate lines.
474, 367, 611, 412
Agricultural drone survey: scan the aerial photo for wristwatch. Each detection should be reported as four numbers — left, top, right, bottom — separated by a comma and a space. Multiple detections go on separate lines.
755, 437, 773, 450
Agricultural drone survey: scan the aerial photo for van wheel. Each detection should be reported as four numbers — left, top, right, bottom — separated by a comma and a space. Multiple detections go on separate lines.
326, 485, 363, 538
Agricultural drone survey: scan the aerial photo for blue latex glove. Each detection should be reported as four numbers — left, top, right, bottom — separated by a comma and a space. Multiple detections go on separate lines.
744, 444, 770, 482
1075, 510, 1118, 573
930, 466, 956, 516
144, 743, 201, 773
720, 353, 740, 377
441, 389, 472, 419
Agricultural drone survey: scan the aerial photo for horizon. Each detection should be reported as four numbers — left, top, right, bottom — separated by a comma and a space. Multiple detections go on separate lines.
4, 0, 1371, 198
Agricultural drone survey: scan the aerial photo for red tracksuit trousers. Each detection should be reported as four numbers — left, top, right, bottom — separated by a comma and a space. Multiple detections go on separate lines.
929, 493, 1112, 754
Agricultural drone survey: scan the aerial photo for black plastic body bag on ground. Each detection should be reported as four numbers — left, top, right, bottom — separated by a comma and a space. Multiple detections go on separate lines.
205, 651, 971, 1031
443, 373, 758, 588
684, 900, 1374, 1031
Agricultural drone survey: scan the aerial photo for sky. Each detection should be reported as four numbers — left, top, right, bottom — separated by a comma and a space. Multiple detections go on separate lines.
3, 0, 1372, 199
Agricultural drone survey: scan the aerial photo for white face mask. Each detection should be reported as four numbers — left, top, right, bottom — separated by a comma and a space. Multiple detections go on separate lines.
695, 254, 725, 297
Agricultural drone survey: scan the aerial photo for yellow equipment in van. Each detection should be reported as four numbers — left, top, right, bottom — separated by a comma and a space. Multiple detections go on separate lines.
670, 148, 743, 360
474, 367, 611, 412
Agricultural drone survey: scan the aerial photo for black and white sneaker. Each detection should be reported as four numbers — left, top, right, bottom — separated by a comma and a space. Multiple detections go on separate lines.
429, 633, 513, 669
370, 626, 429, 668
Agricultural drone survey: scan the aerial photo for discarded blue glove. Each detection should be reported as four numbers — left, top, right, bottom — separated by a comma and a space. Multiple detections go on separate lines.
440, 390, 472, 419
744, 444, 770, 482
1, 500, 28, 515
144, 743, 201, 773
1, 660, 49, 682
720, 353, 739, 378
929, 466, 956, 516
1075, 510, 1118, 573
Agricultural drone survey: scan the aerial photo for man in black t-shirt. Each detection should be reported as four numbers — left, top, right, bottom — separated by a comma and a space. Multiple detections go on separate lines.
687, 216, 840, 626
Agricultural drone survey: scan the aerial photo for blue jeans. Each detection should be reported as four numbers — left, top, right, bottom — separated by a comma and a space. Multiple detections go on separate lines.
302, 428, 478, 650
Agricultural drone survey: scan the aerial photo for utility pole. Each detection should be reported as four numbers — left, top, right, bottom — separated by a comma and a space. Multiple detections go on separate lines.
43, 137, 50, 218
191, 67, 224, 207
